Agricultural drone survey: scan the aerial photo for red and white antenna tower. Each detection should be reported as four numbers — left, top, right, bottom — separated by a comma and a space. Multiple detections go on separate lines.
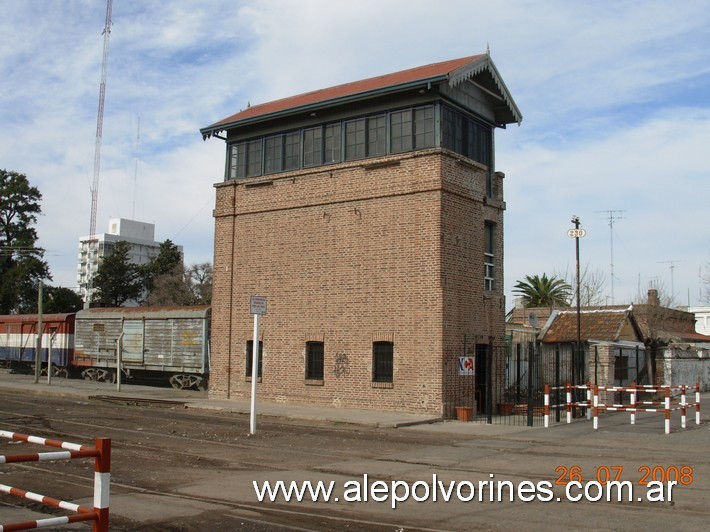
86, 0, 113, 305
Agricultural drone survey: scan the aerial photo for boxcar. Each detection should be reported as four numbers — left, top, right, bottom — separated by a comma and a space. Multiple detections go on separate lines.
73, 305, 210, 389
0, 313, 75, 377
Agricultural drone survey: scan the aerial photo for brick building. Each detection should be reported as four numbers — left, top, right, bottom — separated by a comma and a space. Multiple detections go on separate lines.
201, 53, 521, 416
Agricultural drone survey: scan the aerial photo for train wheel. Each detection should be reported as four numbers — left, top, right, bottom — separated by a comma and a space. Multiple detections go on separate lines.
169, 374, 201, 390
104, 370, 117, 384
82, 368, 100, 381
52, 367, 69, 379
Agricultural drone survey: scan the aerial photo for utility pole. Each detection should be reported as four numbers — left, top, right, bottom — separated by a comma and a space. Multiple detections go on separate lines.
596, 209, 625, 304
568, 216, 586, 389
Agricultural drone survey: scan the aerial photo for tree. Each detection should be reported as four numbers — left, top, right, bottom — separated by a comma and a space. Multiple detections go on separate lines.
141, 239, 183, 299
144, 262, 213, 306
557, 263, 607, 306
186, 262, 212, 305
44, 286, 84, 313
92, 241, 143, 307
0, 169, 51, 313
145, 264, 194, 306
513, 273, 572, 308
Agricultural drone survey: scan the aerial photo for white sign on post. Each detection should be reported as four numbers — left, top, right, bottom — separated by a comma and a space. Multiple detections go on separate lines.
250, 295, 268, 315
249, 296, 266, 435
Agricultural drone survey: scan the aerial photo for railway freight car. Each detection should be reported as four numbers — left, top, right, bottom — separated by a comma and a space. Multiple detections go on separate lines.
0, 313, 75, 377
74, 306, 210, 389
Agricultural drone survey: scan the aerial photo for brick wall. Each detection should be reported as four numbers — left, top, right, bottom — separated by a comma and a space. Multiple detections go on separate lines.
210, 148, 505, 415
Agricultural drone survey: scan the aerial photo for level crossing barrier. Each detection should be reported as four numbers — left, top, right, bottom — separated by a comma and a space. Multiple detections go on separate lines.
544, 383, 701, 434
0, 430, 110, 531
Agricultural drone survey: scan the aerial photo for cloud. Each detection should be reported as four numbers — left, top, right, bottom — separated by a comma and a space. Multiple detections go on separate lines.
1, 0, 708, 309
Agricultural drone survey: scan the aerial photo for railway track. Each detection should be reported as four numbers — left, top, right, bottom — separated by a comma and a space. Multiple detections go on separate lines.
2, 390, 709, 531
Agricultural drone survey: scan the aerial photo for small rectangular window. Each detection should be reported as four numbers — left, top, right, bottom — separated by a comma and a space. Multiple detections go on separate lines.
367, 114, 386, 157
245, 340, 263, 378
390, 109, 413, 153
246, 139, 262, 177
345, 118, 366, 160
228, 143, 246, 179
372, 341, 393, 383
303, 127, 323, 167
305, 341, 324, 380
284, 132, 300, 170
264, 135, 283, 174
484, 222, 495, 291
414, 105, 434, 149
324, 123, 341, 163
614, 355, 629, 383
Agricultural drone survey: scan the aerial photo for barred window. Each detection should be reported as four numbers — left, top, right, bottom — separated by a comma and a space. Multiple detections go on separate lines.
373, 341, 393, 383
305, 341, 324, 380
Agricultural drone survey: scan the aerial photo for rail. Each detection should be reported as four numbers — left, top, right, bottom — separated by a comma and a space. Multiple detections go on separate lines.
0, 431, 110, 531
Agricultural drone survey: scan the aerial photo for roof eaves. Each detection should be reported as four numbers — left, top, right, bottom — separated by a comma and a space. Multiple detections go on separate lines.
201, 76, 448, 139
449, 55, 522, 125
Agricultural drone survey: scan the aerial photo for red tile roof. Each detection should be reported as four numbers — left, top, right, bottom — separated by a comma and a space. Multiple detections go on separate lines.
202, 54, 518, 136
540, 309, 641, 344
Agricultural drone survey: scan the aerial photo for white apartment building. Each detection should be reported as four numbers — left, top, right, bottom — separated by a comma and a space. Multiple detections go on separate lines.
77, 218, 182, 304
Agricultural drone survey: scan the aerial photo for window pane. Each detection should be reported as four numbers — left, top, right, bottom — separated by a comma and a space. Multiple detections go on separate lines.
306, 341, 324, 380
264, 135, 283, 174
390, 109, 413, 153
484, 222, 495, 291
373, 341, 393, 383
245, 340, 263, 377
367, 114, 386, 157
441, 107, 455, 151
303, 127, 322, 167
345, 119, 366, 160
414, 106, 434, 149
246, 139, 262, 177
324, 123, 341, 163
229, 143, 246, 179
284, 132, 300, 170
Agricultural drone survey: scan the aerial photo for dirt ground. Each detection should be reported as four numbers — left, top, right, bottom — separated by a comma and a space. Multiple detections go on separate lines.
0, 384, 708, 531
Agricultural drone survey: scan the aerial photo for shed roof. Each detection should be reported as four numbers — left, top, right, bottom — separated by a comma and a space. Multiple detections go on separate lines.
201, 53, 521, 138
539, 309, 642, 344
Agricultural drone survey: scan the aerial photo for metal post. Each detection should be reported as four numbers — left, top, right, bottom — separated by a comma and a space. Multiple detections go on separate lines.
35, 281, 43, 384
93, 437, 111, 532
555, 344, 561, 423
250, 313, 261, 435
47, 331, 57, 385
526, 342, 534, 427
486, 341, 493, 425
116, 332, 123, 392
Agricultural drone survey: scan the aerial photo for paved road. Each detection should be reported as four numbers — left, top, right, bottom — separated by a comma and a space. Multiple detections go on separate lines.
0, 372, 707, 531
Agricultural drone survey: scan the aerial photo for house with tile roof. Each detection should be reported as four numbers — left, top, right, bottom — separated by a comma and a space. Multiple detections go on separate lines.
508, 289, 710, 396
201, 53, 521, 417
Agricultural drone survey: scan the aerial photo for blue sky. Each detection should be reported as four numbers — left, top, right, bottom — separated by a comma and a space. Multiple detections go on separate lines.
1, 0, 709, 309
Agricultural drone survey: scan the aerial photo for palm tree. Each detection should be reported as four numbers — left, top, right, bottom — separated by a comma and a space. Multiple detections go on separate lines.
513, 274, 572, 308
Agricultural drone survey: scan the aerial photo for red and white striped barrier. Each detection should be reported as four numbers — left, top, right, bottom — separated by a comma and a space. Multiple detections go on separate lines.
0, 430, 110, 532
544, 383, 701, 434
